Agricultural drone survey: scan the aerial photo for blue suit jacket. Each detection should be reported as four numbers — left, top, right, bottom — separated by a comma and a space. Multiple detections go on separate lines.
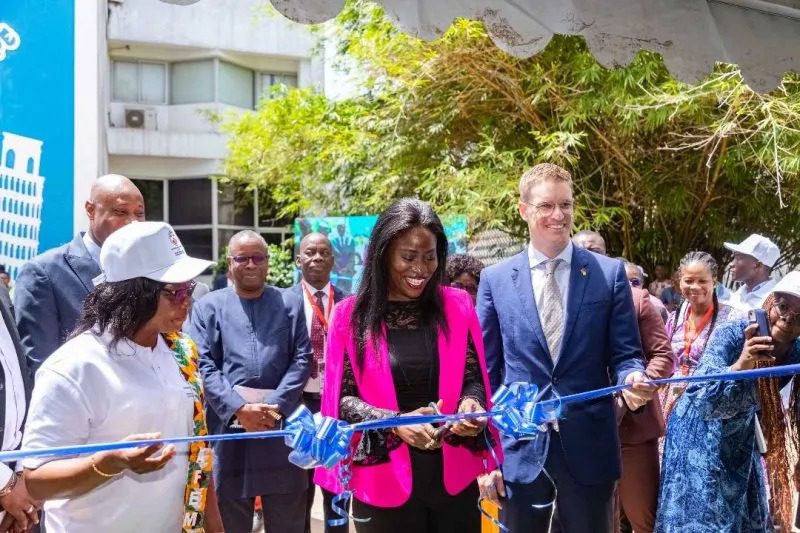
190, 285, 312, 498
286, 280, 347, 305
477, 246, 644, 485
14, 233, 100, 374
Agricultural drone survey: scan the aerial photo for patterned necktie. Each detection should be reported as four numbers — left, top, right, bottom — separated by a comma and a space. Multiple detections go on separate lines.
541, 258, 564, 362
310, 290, 326, 379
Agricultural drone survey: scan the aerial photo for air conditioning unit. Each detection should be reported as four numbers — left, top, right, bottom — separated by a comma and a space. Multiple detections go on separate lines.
124, 108, 158, 130
125, 109, 145, 129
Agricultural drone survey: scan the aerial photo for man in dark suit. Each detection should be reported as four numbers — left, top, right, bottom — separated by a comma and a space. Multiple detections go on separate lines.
573, 233, 676, 532
191, 230, 312, 533
476, 164, 655, 532
0, 279, 39, 531
290, 232, 346, 533
14, 175, 144, 372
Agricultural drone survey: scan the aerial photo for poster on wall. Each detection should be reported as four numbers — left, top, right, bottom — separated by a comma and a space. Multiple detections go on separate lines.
0, 1, 75, 279
294, 215, 468, 294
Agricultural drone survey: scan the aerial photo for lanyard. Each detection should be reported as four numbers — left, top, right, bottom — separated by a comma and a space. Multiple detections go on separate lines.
302, 282, 333, 330
680, 304, 714, 375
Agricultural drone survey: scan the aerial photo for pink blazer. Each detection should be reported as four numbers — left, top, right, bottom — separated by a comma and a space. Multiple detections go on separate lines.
314, 286, 502, 508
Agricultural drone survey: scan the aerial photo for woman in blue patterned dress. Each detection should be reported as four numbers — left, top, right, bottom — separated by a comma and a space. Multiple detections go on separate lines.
656, 272, 800, 532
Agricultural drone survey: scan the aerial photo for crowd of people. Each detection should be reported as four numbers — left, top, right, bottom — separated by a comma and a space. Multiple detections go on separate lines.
0, 166, 798, 532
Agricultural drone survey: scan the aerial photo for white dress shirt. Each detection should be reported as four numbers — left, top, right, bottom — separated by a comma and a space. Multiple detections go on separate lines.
528, 241, 573, 321
82, 231, 101, 266
0, 318, 26, 486
726, 278, 776, 311
301, 279, 333, 394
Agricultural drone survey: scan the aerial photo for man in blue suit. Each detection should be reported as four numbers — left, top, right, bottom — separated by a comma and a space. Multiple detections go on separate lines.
14, 175, 144, 373
477, 163, 654, 532
191, 230, 312, 533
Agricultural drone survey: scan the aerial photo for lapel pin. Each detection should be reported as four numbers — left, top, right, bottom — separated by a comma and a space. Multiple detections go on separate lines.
580, 267, 588, 277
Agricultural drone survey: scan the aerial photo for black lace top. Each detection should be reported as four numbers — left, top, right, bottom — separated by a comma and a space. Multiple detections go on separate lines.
340, 300, 488, 464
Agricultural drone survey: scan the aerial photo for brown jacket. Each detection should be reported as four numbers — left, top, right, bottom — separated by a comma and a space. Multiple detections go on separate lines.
619, 288, 676, 444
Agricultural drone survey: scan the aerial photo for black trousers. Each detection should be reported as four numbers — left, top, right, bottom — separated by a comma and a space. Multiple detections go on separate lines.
351, 449, 480, 533
218, 491, 306, 533
501, 432, 615, 533
303, 392, 350, 533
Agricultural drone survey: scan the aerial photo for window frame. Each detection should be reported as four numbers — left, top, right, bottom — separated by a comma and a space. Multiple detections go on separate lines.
111, 59, 168, 105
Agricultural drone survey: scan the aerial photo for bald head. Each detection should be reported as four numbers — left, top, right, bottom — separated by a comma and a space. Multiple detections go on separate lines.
573, 230, 606, 256
85, 174, 145, 245
297, 232, 334, 289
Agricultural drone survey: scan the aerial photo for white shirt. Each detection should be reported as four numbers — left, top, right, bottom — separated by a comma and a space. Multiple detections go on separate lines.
22, 331, 194, 533
528, 241, 573, 318
81, 232, 101, 266
726, 278, 776, 311
301, 280, 333, 394
0, 317, 26, 487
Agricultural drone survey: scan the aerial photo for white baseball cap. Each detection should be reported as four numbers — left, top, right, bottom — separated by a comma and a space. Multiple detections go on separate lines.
771, 271, 800, 299
723, 234, 780, 268
98, 221, 214, 284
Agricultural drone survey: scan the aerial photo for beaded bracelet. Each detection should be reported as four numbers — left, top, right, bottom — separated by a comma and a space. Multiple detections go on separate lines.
90, 456, 119, 478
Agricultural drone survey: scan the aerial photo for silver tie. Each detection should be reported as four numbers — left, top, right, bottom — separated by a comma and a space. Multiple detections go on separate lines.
541, 258, 564, 362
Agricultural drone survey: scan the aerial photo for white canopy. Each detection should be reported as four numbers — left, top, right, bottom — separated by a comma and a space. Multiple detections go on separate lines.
163, 0, 800, 92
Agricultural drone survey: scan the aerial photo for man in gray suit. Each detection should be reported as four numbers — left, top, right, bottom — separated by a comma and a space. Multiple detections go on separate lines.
14, 175, 144, 372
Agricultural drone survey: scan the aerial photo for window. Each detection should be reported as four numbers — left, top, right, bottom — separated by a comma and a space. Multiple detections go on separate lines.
175, 229, 214, 262
218, 61, 254, 109
131, 179, 165, 221
112, 60, 167, 104
259, 72, 298, 100
218, 183, 254, 226
171, 60, 215, 104
169, 178, 212, 225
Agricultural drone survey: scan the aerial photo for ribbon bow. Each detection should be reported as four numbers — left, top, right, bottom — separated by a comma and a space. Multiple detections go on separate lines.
283, 406, 354, 469
490, 382, 561, 439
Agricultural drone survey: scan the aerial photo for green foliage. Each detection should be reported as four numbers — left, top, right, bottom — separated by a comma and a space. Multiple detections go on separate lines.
267, 243, 296, 288
223, 0, 800, 272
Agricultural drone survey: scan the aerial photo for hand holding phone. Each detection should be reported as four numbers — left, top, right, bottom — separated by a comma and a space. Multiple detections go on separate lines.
732, 312, 774, 371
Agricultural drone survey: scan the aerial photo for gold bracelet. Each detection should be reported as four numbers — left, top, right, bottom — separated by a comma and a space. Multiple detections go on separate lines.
0, 472, 17, 497
90, 456, 119, 478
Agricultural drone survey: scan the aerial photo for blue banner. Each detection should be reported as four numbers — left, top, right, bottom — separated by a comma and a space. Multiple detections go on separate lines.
0, 1, 75, 278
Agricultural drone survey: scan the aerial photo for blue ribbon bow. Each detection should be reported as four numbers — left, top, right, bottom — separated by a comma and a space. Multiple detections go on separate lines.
283, 405, 354, 469
490, 382, 561, 439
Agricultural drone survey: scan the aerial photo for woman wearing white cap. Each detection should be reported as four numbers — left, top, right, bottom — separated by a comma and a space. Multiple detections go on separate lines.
656, 271, 800, 532
20, 222, 223, 532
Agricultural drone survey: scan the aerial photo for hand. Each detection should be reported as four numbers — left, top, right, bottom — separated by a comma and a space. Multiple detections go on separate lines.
235, 404, 281, 432
622, 371, 656, 411
0, 474, 40, 531
478, 469, 506, 508
394, 403, 441, 451
731, 323, 775, 371
94, 433, 176, 476
450, 398, 486, 438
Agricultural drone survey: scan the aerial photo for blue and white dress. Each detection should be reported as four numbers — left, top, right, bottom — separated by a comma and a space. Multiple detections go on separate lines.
655, 319, 800, 533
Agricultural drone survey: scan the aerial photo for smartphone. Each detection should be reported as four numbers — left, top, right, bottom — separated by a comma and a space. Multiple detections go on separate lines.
748, 308, 770, 337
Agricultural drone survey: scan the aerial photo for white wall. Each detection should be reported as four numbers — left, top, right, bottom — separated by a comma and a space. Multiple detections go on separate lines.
73, 0, 108, 234
108, 0, 317, 60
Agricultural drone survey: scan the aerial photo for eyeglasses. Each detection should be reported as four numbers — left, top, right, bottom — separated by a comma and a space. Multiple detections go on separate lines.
229, 254, 268, 265
772, 300, 800, 326
523, 201, 574, 217
160, 281, 197, 305
629, 278, 643, 288
450, 281, 478, 295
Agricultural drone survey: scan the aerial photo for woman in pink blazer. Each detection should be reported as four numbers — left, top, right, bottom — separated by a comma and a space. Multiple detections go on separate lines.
315, 199, 501, 533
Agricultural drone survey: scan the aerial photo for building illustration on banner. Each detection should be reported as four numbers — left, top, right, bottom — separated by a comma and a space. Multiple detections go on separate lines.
0, 132, 45, 279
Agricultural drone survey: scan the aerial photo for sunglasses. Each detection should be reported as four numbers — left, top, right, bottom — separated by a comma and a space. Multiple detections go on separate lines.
450, 281, 478, 295
160, 281, 197, 305
229, 254, 268, 265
